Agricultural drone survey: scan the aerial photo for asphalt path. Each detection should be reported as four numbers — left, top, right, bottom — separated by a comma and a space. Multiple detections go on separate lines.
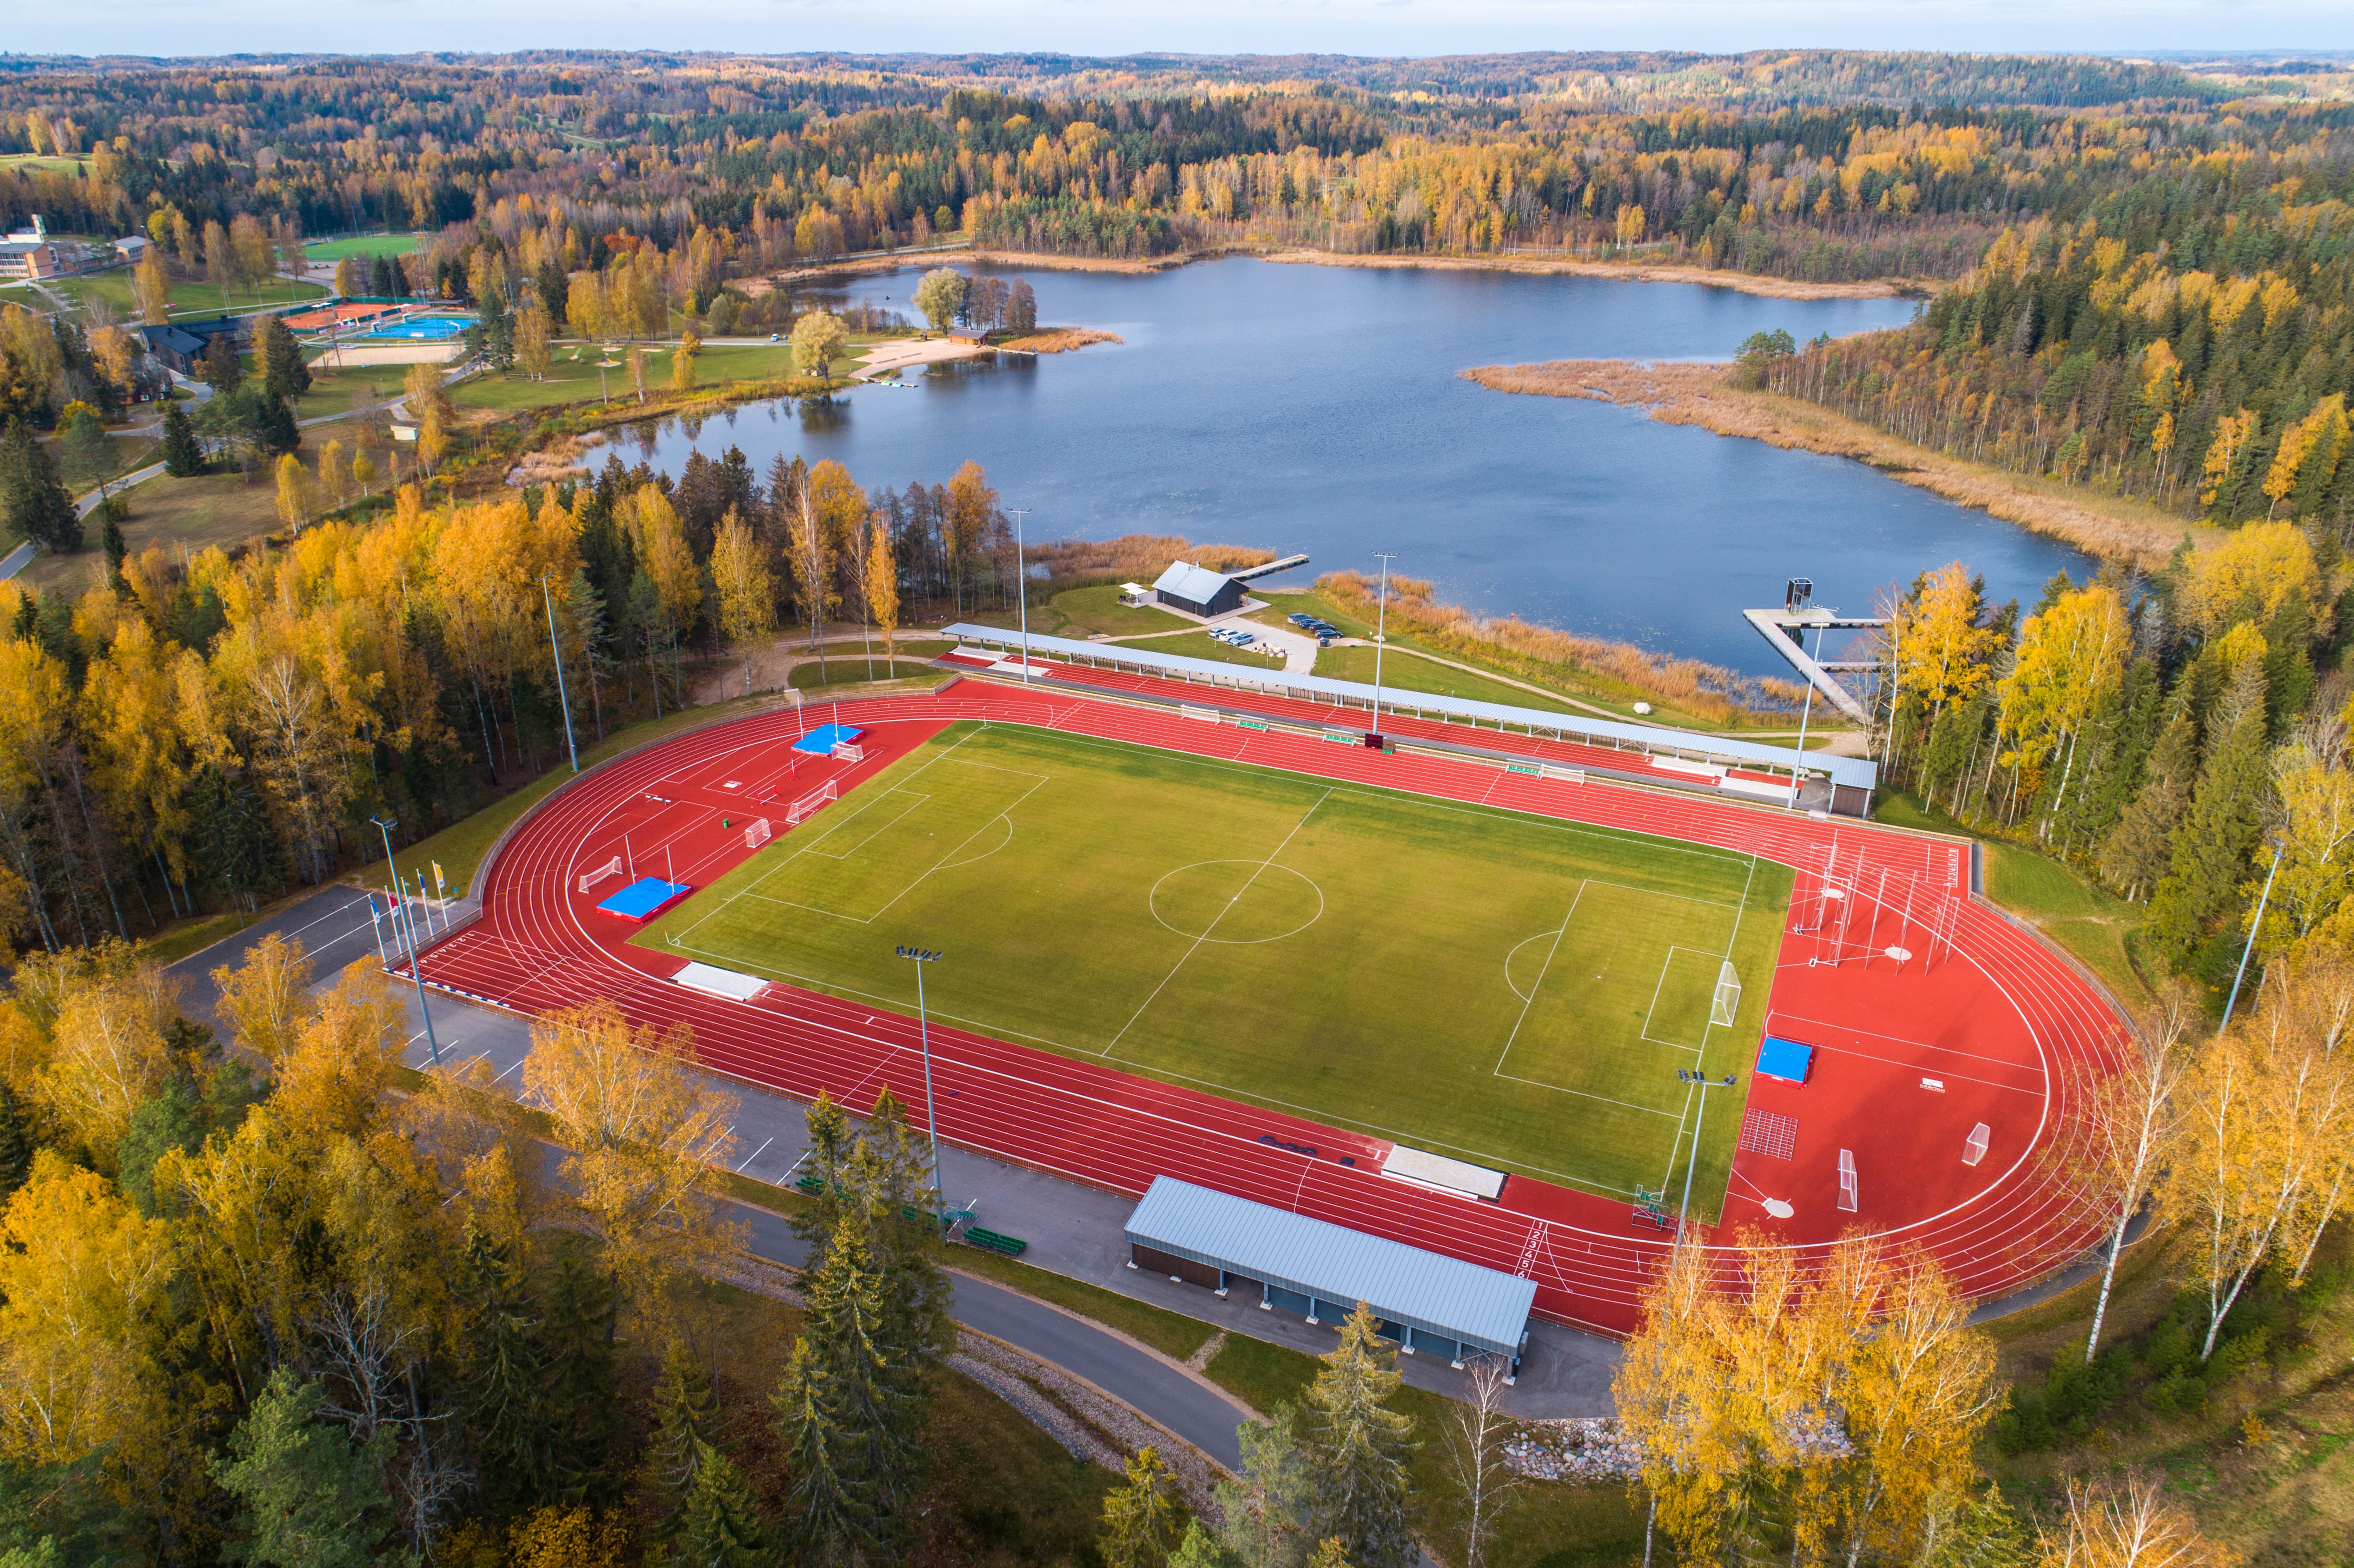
170, 882, 1256, 1473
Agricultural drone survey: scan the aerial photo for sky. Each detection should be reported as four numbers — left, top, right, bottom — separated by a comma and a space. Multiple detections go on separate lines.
12, 0, 2353, 61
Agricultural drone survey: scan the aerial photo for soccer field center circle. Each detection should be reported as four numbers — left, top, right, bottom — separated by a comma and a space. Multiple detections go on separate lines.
412, 685, 2126, 1335
1148, 859, 1327, 944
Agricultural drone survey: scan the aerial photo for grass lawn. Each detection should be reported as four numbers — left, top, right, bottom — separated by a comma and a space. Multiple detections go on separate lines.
639, 721, 1789, 1205
1873, 791, 2151, 1007
1312, 643, 1584, 715
17, 467, 289, 592
285, 363, 406, 424
1039, 583, 1194, 638
48, 270, 324, 319
788, 653, 951, 689
453, 341, 817, 411
1121, 628, 1291, 671
303, 233, 420, 261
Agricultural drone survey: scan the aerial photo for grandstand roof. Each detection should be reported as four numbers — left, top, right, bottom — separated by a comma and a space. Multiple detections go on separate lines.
1124, 1177, 1535, 1356
937, 623, 1878, 792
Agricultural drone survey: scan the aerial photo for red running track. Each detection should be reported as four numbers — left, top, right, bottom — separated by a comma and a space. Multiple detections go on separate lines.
414, 679, 2123, 1336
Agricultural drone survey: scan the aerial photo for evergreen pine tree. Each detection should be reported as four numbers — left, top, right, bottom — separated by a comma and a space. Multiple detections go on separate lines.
257, 315, 312, 402
1215, 1402, 1311, 1568
541, 1244, 621, 1503
254, 392, 299, 458
1099, 1448, 1182, 1568
0, 1082, 31, 1200
1299, 1304, 1416, 1568
457, 1223, 552, 1515
0, 418, 82, 553
209, 1367, 399, 1568
199, 332, 244, 396
101, 512, 127, 591
790, 1090, 857, 1260
2101, 713, 2199, 900
2146, 651, 2271, 975
160, 397, 205, 477
775, 1219, 898, 1568
672, 1439, 770, 1568
646, 1339, 720, 1525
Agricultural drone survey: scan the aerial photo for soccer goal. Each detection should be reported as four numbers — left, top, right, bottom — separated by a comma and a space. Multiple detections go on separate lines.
1710, 961, 1742, 1027
578, 856, 623, 894
744, 817, 772, 849
786, 780, 838, 825
832, 742, 866, 763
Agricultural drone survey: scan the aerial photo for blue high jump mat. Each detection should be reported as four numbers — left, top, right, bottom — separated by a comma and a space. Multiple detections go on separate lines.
596, 876, 692, 922
1755, 1036, 1816, 1085
792, 722, 866, 756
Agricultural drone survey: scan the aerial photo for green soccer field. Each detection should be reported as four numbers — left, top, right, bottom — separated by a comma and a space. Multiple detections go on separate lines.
635, 723, 1791, 1209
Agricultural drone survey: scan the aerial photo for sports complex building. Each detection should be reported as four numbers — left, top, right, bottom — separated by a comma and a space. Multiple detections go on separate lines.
396, 629, 2122, 1358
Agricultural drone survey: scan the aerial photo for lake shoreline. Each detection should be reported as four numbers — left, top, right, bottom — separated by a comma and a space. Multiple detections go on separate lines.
1261, 249, 1924, 301
1461, 359, 2206, 569
779, 244, 1924, 301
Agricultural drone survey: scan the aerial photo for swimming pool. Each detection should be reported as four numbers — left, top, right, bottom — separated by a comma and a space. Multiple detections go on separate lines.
357, 315, 475, 341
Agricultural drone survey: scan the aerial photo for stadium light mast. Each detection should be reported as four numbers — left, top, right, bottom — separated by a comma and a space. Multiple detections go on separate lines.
541, 574, 579, 773
1370, 552, 1396, 736
1671, 1067, 1738, 1245
1009, 508, 1033, 684
894, 945, 947, 1208
372, 816, 441, 1067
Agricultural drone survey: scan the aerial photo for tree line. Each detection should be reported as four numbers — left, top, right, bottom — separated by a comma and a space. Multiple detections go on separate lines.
0, 449, 1030, 957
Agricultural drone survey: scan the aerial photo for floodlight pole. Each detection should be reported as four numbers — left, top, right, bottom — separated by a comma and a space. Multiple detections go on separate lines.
1788, 622, 1820, 809
1371, 552, 1396, 734
1673, 1069, 1738, 1245
2220, 838, 2287, 1033
372, 816, 441, 1067
896, 946, 946, 1209
541, 574, 578, 773
1010, 508, 1032, 684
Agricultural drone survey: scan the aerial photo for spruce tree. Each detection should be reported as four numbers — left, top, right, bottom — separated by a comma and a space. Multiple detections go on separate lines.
0, 418, 81, 553
254, 391, 300, 458
1300, 1304, 1416, 1568
790, 1089, 857, 1259
457, 1224, 552, 1515
2146, 653, 2270, 975
101, 512, 127, 591
2100, 713, 2198, 901
1216, 1403, 1311, 1568
210, 1367, 399, 1568
0, 1082, 31, 1200
199, 332, 244, 395
257, 315, 312, 402
159, 398, 205, 477
646, 1338, 720, 1525
1098, 1448, 1182, 1568
672, 1439, 770, 1568
776, 1219, 901, 1568
541, 1243, 621, 1503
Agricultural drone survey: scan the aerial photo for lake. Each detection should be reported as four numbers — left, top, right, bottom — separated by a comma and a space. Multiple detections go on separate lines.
640, 258, 2092, 674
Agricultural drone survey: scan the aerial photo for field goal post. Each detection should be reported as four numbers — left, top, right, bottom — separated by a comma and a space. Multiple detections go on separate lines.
744, 817, 772, 849
1710, 961, 1742, 1027
578, 856, 623, 894
786, 781, 837, 825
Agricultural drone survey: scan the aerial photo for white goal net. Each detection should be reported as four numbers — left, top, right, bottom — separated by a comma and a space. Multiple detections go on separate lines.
786, 781, 837, 825
1711, 961, 1742, 1028
744, 817, 772, 849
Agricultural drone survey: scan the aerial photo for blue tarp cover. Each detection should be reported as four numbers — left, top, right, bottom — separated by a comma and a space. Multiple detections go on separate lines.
793, 722, 865, 756
597, 877, 690, 920
1756, 1036, 1815, 1084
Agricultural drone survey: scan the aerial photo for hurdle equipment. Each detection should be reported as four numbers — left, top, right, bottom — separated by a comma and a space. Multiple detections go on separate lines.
1711, 961, 1742, 1027
744, 817, 772, 849
786, 780, 838, 825
578, 856, 623, 894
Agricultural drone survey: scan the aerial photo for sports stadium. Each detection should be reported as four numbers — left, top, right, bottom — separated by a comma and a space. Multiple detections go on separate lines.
407, 636, 2122, 1340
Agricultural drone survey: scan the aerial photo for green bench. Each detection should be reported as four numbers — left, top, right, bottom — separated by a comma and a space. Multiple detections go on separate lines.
960, 1227, 1028, 1257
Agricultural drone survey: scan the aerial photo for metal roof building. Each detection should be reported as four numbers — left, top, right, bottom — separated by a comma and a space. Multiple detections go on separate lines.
1152, 561, 1247, 618
1123, 1177, 1536, 1368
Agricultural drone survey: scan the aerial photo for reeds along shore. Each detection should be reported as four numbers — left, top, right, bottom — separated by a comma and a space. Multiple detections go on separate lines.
1316, 570, 1804, 723
1023, 535, 1275, 584
1460, 360, 2202, 569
